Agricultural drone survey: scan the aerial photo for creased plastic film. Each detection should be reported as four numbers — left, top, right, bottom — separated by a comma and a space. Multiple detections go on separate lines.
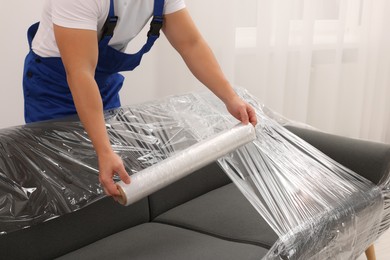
0, 87, 388, 260
115, 124, 256, 206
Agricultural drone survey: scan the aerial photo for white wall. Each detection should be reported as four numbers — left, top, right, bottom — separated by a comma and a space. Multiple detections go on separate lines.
0, 1, 44, 127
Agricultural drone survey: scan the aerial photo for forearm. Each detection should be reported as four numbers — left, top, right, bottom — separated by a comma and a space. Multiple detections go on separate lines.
53, 24, 129, 196
174, 36, 257, 126
179, 38, 238, 104
67, 72, 112, 156
67, 71, 130, 196
163, 9, 238, 104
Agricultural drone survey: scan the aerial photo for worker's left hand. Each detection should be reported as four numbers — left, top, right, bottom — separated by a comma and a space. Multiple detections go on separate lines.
225, 96, 257, 126
98, 151, 131, 197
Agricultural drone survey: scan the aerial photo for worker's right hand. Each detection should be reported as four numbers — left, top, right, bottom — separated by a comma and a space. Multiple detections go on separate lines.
98, 151, 131, 197
225, 95, 258, 126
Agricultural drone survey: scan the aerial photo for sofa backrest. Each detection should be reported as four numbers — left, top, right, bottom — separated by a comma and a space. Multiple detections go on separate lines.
148, 162, 231, 219
0, 161, 231, 260
286, 126, 390, 185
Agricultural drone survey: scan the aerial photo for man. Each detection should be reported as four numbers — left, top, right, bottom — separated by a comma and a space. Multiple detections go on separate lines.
23, 0, 257, 197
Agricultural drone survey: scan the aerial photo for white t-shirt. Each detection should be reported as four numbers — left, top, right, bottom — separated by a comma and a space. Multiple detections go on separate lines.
32, 0, 185, 57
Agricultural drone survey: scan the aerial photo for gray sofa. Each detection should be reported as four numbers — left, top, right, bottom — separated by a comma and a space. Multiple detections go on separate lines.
0, 125, 389, 260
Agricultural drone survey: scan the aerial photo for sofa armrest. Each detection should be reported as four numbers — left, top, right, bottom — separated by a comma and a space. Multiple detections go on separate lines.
286, 126, 390, 186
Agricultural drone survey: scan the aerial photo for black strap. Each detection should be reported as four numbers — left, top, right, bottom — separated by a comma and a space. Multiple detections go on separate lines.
147, 16, 163, 37
101, 0, 118, 38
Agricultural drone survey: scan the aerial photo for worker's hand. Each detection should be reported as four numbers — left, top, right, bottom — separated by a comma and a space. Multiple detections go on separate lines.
225, 96, 258, 126
98, 151, 131, 197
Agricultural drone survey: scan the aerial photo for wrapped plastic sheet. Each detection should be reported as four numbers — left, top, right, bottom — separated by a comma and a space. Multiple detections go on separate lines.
0, 87, 388, 259
116, 124, 256, 206
172, 89, 386, 259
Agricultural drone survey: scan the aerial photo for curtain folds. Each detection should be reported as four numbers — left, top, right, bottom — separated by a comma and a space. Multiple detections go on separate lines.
151, 0, 389, 143
2, 1, 389, 141
232, 0, 390, 143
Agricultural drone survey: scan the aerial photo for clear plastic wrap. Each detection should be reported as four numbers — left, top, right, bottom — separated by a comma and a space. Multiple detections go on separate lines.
115, 124, 256, 205
172, 89, 386, 259
0, 88, 388, 259
0, 101, 201, 233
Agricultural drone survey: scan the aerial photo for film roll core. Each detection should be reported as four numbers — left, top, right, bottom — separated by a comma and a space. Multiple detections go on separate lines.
116, 185, 128, 205
115, 124, 256, 206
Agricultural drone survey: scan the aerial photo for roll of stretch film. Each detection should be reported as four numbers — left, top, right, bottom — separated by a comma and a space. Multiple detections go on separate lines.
115, 124, 256, 206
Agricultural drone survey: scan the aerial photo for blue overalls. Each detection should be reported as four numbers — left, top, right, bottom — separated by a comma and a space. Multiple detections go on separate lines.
23, 0, 165, 123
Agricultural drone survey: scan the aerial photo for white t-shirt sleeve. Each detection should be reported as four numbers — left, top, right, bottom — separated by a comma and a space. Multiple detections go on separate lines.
164, 0, 186, 15
52, 0, 103, 31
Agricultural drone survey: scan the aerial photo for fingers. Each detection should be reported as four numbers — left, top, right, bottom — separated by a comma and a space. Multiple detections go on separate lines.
239, 106, 249, 125
240, 102, 257, 126
100, 169, 130, 197
100, 173, 120, 197
226, 98, 257, 126
98, 153, 131, 197
247, 105, 258, 126
117, 164, 131, 184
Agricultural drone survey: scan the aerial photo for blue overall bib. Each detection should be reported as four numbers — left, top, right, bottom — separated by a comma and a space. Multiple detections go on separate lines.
23, 0, 165, 123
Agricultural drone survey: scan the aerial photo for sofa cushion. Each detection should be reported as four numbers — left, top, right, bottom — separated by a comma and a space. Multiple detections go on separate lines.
149, 162, 231, 219
56, 222, 268, 260
154, 183, 278, 249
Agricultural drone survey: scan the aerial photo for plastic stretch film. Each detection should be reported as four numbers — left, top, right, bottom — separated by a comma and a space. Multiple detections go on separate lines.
115, 124, 256, 206
195, 90, 387, 260
0, 87, 389, 260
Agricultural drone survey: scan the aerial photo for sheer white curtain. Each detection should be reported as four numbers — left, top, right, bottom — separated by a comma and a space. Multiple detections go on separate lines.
232, 0, 390, 143
125, 0, 390, 143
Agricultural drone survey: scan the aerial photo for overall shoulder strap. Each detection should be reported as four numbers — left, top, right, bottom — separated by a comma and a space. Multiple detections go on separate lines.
102, 0, 118, 38
147, 0, 165, 38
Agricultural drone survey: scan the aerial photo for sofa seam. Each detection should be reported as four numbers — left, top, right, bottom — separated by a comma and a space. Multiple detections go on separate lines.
152, 219, 273, 250
149, 181, 232, 220
147, 196, 152, 222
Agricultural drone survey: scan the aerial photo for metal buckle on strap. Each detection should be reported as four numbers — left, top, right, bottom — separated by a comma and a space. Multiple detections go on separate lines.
147, 16, 163, 37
